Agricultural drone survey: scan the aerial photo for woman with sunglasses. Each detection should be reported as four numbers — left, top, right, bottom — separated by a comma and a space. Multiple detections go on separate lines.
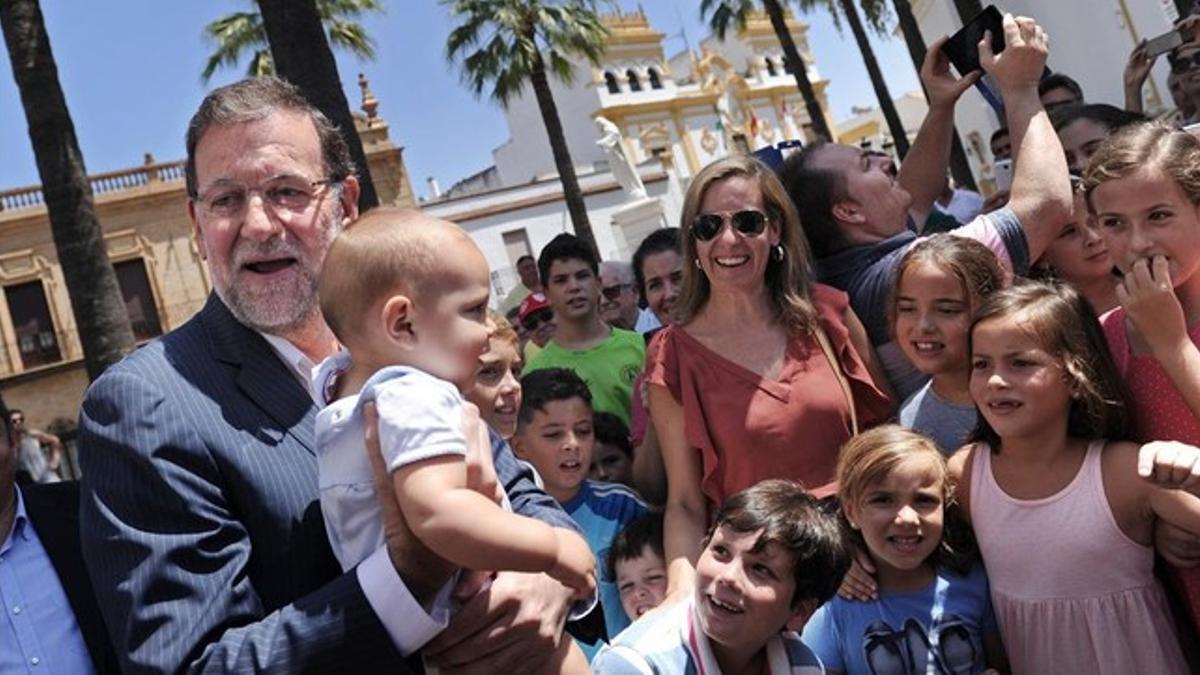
645, 155, 893, 600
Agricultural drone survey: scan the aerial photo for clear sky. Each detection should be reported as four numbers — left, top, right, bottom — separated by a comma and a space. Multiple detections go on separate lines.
0, 1, 924, 201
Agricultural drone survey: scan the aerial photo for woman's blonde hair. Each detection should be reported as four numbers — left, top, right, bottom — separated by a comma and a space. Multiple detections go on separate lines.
837, 425, 976, 573
1082, 121, 1200, 212
487, 309, 519, 349
676, 155, 817, 336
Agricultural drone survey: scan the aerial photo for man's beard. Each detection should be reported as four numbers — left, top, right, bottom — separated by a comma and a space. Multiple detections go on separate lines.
219, 200, 344, 336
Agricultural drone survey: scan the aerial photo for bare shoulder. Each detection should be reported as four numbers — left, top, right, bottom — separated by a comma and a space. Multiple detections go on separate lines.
947, 444, 976, 481
1100, 439, 1142, 483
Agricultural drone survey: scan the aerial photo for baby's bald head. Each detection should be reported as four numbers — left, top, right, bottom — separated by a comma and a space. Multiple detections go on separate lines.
319, 207, 483, 344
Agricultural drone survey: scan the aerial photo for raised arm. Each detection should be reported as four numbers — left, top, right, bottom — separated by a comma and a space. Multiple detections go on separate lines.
649, 382, 706, 599
1140, 441, 1200, 535
1118, 256, 1200, 427
1124, 40, 1155, 114
30, 428, 62, 472
984, 14, 1073, 260
898, 36, 981, 225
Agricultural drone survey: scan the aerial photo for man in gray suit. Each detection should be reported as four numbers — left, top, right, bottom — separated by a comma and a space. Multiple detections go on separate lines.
79, 77, 587, 673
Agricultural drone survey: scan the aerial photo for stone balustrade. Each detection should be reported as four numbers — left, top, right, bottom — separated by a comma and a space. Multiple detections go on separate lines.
0, 160, 186, 213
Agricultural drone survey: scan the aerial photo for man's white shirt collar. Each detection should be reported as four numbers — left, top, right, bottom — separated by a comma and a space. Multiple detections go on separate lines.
259, 332, 318, 399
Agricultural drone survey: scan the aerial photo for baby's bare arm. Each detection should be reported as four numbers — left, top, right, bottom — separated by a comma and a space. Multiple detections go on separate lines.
393, 457, 595, 595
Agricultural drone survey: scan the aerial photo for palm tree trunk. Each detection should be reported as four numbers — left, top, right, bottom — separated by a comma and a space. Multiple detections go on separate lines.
2, 0, 136, 381
255, 0, 380, 212
763, 0, 833, 142
893, 0, 978, 191
529, 49, 599, 258
839, 0, 909, 158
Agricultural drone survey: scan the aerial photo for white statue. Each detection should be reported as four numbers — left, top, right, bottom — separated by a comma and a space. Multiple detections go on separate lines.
595, 116, 646, 201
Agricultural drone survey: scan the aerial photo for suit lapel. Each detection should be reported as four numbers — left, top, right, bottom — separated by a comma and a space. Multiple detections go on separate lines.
201, 294, 318, 456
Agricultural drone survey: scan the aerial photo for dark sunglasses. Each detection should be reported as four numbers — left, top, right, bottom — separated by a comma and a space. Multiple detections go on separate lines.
600, 283, 630, 301
1171, 52, 1200, 73
691, 209, 769, 242
521, 308, 553, 331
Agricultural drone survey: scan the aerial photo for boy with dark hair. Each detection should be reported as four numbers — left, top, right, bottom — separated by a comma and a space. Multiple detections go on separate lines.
606, 513, 668, 623
526, 234, 645, 426
593, 479, 849, 674
589, 411, 634, 487
514, 368, 649, 658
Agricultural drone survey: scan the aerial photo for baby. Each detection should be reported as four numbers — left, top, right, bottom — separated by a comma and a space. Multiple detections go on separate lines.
312, 208, 596, 612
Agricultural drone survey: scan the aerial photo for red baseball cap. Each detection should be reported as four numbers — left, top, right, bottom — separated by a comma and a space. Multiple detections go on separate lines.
518, 292, 551, 322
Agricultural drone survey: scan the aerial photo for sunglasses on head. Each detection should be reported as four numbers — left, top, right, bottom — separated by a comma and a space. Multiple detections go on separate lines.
600, 283, 630, 301
521, 308, 553, 331
691, 209, 769, 242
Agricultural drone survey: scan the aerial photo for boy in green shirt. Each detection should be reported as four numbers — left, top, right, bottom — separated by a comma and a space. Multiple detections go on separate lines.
525, 234, 645, 426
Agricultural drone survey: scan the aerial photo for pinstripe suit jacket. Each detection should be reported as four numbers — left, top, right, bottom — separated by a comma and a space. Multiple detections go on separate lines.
78, 293, 576, 673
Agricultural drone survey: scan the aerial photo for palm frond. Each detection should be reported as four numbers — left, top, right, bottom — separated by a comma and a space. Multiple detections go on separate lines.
326, 18, 377, 60
699, 0, 754, 41
200, 11, 265, 83
247, 49, 275, 77
444, 0, 608, 107
200, 1, 381, 82
316, 0, 385, 20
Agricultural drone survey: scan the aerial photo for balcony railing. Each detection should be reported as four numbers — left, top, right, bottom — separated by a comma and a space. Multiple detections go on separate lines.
0, 159, 186, 213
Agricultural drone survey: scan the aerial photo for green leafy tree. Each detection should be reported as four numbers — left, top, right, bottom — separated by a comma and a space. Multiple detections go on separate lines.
2, 0, 136, 381
702, 0, 834, 141
445, 0, 609, 255
201, 0, 382, 83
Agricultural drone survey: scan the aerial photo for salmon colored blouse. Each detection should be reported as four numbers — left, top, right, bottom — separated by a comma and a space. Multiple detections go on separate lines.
646, 283, 891, 512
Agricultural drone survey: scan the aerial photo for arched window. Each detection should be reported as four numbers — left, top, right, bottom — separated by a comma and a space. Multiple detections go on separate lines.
627, 69, 642, 92
604, 71, 620, 94
764, 57, 777, 77
648, 68, 663, 89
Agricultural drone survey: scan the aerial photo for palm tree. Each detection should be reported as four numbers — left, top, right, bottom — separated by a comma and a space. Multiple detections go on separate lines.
201, 0, 382, 83
702, 0, 834, 142
256, 0, 380, 211
892, 0, 978, 190
829, 0, 910, 158
445, 0, 608, 256
2, 0, 136, 381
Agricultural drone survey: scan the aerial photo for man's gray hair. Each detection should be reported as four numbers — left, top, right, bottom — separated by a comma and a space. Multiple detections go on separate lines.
185, 76, 355, 197
599, 259, 635, 284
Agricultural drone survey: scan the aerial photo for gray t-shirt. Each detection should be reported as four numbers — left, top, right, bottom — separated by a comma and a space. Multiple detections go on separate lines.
816, 207, 1028, 400
899, 380, 977, 456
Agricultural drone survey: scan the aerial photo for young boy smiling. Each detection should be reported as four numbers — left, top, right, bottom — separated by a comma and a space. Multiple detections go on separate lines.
592, 480, 848, 674
514, 368, 649, 657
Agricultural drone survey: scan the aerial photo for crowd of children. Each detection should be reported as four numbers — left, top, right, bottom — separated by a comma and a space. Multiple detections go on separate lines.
295, 19, 1200, 672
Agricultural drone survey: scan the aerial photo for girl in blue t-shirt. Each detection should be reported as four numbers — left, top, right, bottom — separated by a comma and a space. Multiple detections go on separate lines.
891, 235, 1006, 455
802, 425, 1005, 674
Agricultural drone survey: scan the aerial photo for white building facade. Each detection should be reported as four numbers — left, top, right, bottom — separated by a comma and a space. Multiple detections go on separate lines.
422, 8, 835, 302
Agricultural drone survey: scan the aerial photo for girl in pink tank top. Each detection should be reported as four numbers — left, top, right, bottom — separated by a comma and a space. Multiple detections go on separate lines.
949, 282, 1200, 674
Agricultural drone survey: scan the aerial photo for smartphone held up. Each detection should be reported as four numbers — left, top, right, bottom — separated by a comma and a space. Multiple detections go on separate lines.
940, 5, 1006, 112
